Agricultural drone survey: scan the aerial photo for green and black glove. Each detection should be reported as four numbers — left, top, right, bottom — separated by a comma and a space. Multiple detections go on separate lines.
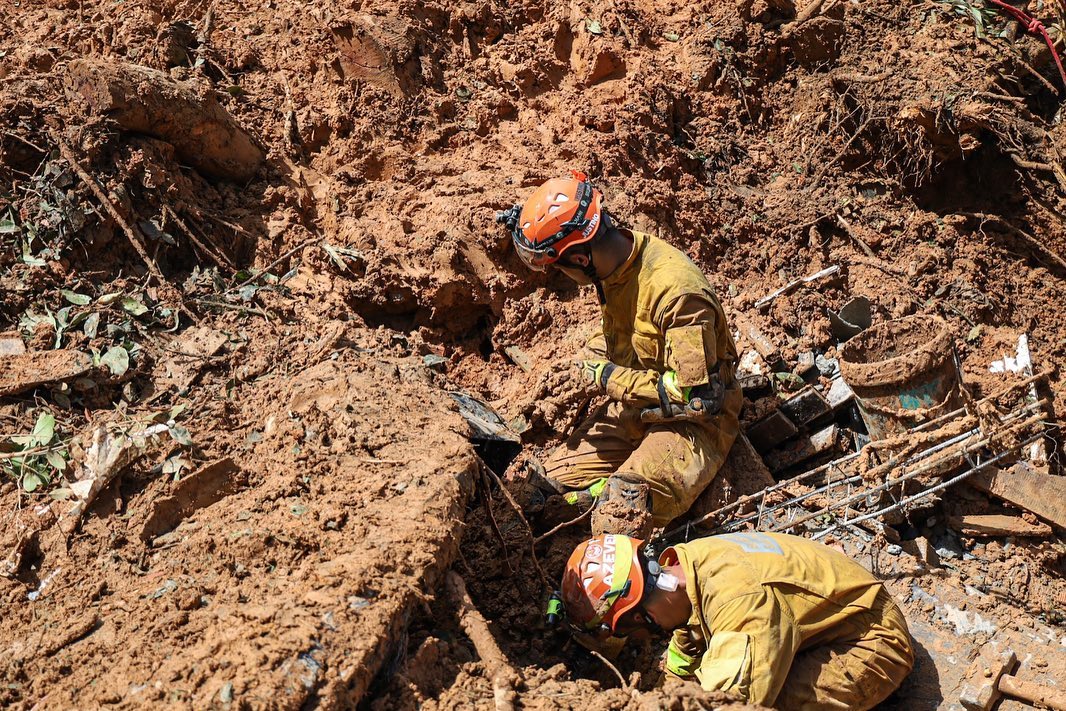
575, 359, 617, 392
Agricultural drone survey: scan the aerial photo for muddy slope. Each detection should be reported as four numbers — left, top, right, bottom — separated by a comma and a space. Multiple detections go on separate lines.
1, 0, 1065, 708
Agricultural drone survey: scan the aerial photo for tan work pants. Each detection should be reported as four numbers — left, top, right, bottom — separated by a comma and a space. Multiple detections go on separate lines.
542, 389, 741, 527
775, 591, 915, 711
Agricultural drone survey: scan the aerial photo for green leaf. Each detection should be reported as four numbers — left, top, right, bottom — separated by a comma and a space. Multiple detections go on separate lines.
169, 425, 194, 446
586, 19, 603, 34
169, 403, 188, 421
45, 450, 66, 471
225, 84, 245, 96
30, 412, 56, 447
49, 487, 73, 501
120, 297, 149, 316
100, 346, 130, 376
60, 290, 91, 305
98, 292, 123, 305
0, 219, 19, 234
966, 324, 984, 342
663, 31, 680, 41
22, 470, 44, 492
83, 312, 101, 338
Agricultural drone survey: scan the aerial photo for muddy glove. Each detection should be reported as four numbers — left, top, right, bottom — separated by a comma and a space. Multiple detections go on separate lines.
574, 359, 617, 394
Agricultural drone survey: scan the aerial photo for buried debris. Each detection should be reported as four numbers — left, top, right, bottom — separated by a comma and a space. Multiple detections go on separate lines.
828, 296, 872, 342
61, 421, 170, 534
661, 370, 1053, 543
0, 349, 93, 398
839, 314, 964, 440
140, 458, 243, 544
65, 58, 264, 182
445, 571, 520, 711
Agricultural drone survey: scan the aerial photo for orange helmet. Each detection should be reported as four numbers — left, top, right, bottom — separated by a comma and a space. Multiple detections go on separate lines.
496, 170, 605, 271
561, 534, 645, 633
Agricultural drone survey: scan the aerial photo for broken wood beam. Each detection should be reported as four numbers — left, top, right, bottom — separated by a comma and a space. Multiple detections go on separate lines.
445, 571, 519, 711
947, 514, 1052, 538
969, 463, 1066, 529
746, 410, 799, 452
779, 385, 832, 426
65, 58, 264, 182
0, 349, 93, 398
765, 424, 844, 474
754, 265, 841, 310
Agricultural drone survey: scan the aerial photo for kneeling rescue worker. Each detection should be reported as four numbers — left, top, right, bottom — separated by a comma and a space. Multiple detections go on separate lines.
560, 532, 914, 709
497, 171, 741, 537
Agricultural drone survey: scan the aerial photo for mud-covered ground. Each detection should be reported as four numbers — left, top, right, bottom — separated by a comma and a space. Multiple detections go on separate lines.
1, 0, 1065, 708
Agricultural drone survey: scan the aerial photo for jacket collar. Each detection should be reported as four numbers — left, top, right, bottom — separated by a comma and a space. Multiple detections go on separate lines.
660, 544, 704, 631
603, 229, 646, 288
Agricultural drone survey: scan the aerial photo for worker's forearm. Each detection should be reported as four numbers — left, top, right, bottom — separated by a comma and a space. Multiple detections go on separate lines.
582, 331, 608, 359
604, 366, 662, 408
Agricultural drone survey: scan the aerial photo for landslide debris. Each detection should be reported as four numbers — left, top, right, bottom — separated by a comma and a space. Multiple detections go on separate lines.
1, 0, 1065, 707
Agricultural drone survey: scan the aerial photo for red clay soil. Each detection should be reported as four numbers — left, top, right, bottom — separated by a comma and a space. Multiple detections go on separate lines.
1, 0, 1065, 707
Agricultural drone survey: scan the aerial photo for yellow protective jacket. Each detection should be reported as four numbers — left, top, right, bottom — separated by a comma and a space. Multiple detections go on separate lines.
587, 230, 739, 412
661, 532, 888, 706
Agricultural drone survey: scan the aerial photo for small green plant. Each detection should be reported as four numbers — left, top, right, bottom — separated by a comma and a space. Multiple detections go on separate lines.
937, 0, 1003, 37
1, 411, 67, 493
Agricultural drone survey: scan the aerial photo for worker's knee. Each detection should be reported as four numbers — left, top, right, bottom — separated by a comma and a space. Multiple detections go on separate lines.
776, 595, 913, 711
590, 475, 654, 538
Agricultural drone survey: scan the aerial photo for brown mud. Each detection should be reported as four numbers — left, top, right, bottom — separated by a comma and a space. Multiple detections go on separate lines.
1, 0, 1065, 707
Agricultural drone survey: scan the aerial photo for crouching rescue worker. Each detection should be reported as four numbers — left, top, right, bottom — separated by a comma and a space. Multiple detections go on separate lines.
560, 532, 914, 710
496, 171, 741, 537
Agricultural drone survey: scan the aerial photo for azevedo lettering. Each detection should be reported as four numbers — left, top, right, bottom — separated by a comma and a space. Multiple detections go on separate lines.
601, 535, 617, 587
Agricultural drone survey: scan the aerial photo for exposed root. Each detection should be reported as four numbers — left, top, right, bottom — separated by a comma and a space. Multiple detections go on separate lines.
445, 571, 520, 711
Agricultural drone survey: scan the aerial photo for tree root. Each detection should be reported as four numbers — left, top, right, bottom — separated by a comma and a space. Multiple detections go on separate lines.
445, 571, 520, 711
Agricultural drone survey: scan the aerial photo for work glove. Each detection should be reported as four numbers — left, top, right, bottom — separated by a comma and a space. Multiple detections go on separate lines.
575, 359, 617, 393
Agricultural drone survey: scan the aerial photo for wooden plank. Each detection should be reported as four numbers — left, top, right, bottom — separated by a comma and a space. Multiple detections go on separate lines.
765, 424, 843, 473
746, 409, 798, 452
947, 514, 1052, 538
502, 345, 532, 373
969, 463, 1066, 529
0, 349, 93, 397
779, 385, 832, 425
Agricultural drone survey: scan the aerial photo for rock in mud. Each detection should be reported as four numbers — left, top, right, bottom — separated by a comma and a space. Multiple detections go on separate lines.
65, 58, 264, 182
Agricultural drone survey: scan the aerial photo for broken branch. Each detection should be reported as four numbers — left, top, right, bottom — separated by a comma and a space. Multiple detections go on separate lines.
534, 502, 596, 545
53, 134, 167, 286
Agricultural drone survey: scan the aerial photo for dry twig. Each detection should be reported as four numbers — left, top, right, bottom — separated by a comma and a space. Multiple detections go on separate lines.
534, 502, 596, 544
960, 212, 1066, 272
161, 204, 235, 271
53, 134, 166, 286
589, 649, 629, 690
482, 465, 552, 589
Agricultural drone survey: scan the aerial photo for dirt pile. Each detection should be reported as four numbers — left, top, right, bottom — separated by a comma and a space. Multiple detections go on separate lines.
1, 0, 1065, 707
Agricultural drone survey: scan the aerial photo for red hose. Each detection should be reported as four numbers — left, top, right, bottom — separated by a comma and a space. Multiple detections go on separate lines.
986, 0, 1066, 90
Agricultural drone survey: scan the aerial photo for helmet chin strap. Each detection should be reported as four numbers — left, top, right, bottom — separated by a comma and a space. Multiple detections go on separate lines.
574, 244, 605, 305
